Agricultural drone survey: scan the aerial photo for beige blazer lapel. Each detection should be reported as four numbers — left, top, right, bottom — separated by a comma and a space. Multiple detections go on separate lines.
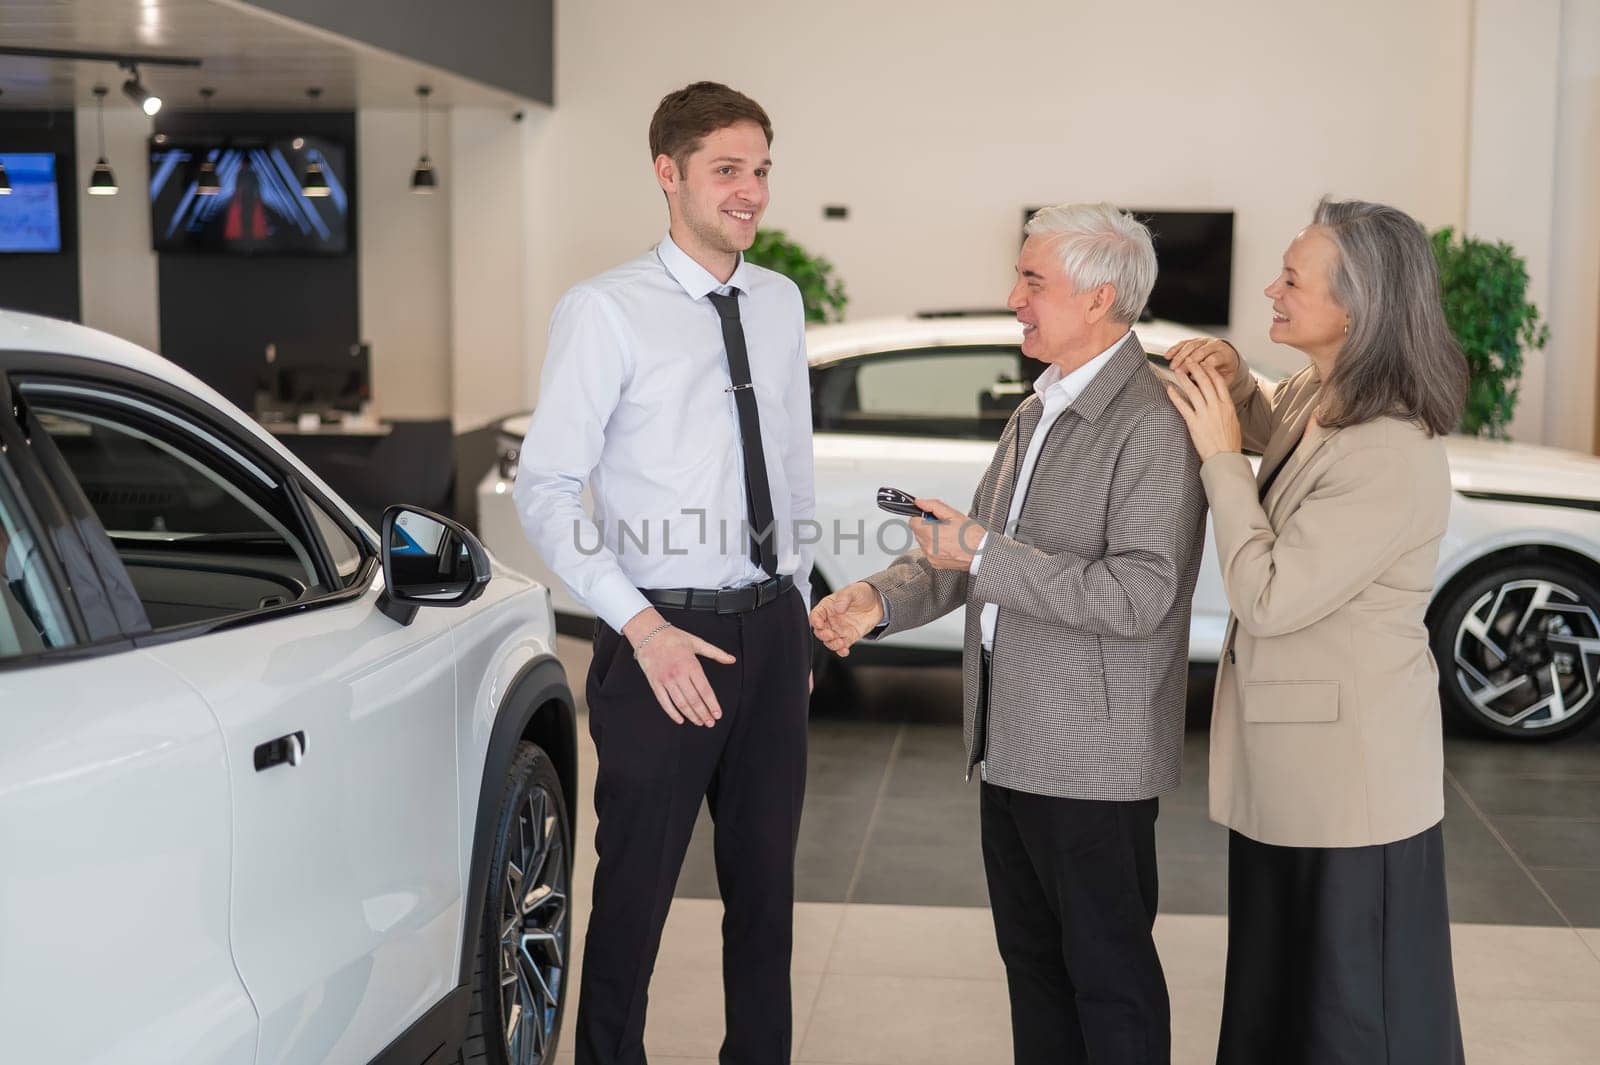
1254, 374, 1323, 493
1262, 418, 1336, 521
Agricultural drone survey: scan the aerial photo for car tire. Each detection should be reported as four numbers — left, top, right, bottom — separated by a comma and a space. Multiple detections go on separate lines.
1431, 560, 1600, 740
809, 576, 856, 713
459, 742, 573, 1065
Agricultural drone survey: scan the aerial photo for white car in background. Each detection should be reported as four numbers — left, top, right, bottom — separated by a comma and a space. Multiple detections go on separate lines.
1, 311, 574, 1065
481, 312, 1600, 742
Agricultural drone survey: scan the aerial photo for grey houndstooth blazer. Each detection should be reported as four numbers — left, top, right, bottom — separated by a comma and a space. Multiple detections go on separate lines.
865, 332, 1207, 801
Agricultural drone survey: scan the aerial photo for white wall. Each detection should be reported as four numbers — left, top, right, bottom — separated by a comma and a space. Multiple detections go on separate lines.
1466, 0, 1562, 443
75, 106, 160, 352
358, 107, 453, 419
1461, 0, 1600, 450
1542, 0, 1600, 453
520, 104, 558, 412
519, 0, 1474, 392
359, 103, 535, 430
449, 106, 528, 431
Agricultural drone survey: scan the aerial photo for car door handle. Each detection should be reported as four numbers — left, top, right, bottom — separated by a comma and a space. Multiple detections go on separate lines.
254, 731, 307, 772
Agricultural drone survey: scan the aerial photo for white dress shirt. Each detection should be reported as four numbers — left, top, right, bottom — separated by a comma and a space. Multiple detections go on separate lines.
971, 332, 1129, 650
514, 233, 815, 632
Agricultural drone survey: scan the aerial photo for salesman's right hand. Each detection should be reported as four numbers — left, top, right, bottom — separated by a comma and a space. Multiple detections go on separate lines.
1166, 338, 1241, 385
622, 608, 735, 727
810, 581, 885, 659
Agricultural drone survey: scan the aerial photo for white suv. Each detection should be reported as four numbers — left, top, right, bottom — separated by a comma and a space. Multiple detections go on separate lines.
0, 311, 575, 1065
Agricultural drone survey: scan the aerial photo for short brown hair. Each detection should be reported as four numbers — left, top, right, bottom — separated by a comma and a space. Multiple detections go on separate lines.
648, 81, 772, 169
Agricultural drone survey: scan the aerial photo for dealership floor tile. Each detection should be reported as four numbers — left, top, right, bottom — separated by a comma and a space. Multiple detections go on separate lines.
1493, 815, 1600, 869
555, 637, 1600, 1063
1529, 867, 1600, 926
549, 897, 1600, 1065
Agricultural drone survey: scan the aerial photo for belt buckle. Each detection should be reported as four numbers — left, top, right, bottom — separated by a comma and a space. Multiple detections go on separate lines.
714, 586, 747, 614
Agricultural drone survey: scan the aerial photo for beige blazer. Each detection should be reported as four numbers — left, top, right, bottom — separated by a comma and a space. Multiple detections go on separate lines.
1202, 357, 1451, 848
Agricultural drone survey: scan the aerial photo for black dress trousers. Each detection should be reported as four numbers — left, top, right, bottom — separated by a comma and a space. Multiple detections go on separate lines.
1216, 823, 1465, 1065
981, 783, 1170, 1065
575, 588, 811, 1065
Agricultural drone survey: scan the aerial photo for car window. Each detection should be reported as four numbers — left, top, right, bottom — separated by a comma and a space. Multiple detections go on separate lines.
306, 495, 365, 586
813, 346, 1027, 441
33, 407, 324, 630
0, 464, 76, 659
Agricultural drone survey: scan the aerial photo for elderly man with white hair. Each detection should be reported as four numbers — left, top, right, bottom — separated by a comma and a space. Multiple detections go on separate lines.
813, 203, 1207, 1065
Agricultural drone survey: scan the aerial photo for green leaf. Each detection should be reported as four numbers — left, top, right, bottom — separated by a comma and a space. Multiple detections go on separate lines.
744, 228, 850, 324
1431, 227, 1546, 438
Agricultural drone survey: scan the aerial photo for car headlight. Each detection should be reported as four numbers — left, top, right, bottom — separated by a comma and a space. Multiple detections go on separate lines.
496, 434, 520, 481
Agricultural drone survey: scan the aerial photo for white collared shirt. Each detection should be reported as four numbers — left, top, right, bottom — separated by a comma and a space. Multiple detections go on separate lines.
514, 233, 814, 632
971, 332, 1129, 650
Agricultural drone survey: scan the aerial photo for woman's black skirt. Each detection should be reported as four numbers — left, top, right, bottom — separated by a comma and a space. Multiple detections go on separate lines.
1216, 822, 1465, 1065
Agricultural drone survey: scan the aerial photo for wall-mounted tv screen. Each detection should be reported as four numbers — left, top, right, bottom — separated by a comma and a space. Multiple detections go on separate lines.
1022, 207, 1234, 326
150, 136, 350, 255
0, 153, 64, 254
1126, 209, 1234, 327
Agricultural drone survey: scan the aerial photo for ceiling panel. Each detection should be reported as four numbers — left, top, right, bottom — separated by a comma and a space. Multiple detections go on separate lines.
0, 0, 531, 111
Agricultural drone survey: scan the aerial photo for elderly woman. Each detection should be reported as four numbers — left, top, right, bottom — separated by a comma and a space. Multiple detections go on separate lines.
1165, 198, 1467, 1065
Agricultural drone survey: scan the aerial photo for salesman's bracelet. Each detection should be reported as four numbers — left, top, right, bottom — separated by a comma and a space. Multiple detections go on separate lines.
633, 621, 673, 657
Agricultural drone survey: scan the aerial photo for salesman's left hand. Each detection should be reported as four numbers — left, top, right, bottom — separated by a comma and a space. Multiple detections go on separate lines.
911, 498, 987, 571
1165, 361, 1242, 463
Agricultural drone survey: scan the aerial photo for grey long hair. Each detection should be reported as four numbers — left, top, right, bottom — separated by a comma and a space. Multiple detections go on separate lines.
1313, 197, 1468, 436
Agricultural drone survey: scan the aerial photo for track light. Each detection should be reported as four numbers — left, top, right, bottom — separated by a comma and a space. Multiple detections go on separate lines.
410, 156, 436, 193
301, 156, 331, 197
195, 88, 220, 195
120, 63, 161, 116
411, 85, 437, 193
196, 155, 220, 194
88, 86, 118, 195
300, 87, 331, 197
0, 48, 196, 120
195, 152, 220, 194
89, 159, 118, 195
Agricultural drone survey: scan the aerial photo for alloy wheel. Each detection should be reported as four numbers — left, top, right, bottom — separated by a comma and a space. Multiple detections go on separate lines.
497, 782, 569, 1063
1452, 577, 1600, 733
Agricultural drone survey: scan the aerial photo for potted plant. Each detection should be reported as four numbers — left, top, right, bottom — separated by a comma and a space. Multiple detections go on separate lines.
745, 228, 848, 324
1431, 227, 1549, 438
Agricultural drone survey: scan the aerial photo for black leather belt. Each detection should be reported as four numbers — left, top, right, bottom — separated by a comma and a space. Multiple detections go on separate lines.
642, 574, 794, 614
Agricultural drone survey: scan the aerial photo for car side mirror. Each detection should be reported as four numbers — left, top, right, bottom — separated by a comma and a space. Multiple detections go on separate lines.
377, 505, 491, 625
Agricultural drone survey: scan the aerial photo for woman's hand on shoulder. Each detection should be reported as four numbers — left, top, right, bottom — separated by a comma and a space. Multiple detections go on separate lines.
1167, 338, 1241, 385
1166, 361, 1243, 463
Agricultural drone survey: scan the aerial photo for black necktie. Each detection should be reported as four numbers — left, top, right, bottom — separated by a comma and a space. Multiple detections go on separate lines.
707, 289, 779, 578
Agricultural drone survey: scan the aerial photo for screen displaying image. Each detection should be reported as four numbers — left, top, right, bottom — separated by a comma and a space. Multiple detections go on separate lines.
1126, 209, 1235, 327
0, 153, 63, 254
150, 136, 350, 254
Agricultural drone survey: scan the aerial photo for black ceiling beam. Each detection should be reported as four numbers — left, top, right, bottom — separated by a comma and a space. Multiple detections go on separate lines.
0, 46, 202, 68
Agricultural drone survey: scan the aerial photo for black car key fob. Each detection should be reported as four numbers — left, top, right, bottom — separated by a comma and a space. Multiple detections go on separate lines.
877, 486, 938, 521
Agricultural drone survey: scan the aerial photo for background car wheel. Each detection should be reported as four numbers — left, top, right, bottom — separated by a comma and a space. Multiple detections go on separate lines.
809, 575, 856, 713
1431, 560, 1600, 740
460, 742, 572, 1065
